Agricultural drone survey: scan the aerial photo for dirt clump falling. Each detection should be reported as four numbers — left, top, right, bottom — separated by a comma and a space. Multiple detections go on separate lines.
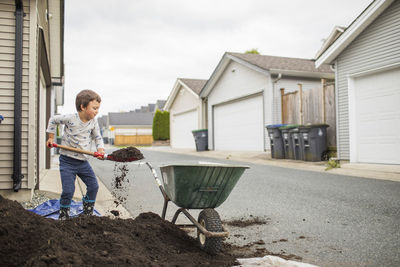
111, 163, 130, 210
0, 195, 239, 266
109, 146, 144, 162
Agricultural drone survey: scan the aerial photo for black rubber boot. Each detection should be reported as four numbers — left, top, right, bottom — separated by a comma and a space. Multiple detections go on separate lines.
59, 207, 70, 220
82, 201, 95, 215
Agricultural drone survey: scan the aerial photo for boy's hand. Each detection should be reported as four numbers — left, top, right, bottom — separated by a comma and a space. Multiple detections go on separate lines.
47, 133, 55, 147
46, 138, 54, 148
96, 148, 105, 160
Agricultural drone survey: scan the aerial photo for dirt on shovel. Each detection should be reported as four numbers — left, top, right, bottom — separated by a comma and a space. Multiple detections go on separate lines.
109, 146, 144, 162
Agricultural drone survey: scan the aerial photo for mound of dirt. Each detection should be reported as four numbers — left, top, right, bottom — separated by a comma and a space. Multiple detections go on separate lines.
109, 147, 144, 162
0, 195, 237, 266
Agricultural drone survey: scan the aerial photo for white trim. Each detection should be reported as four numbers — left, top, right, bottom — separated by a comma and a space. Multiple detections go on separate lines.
226, 54, 270, 76
179, 80, 202, 98
213, 91, 264, 107
315, 0, 394, 68
173, 107, 198, 117
200, 57, 231, 98
28, 1, 37, 189
349, 62, 400, 77
269, 69, 334, 79
164, 79, 200, 111
347, 76, 357, 163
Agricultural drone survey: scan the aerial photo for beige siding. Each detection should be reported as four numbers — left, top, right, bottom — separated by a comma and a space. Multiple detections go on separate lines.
335, 0, 400, 160
0, 0, 30, 189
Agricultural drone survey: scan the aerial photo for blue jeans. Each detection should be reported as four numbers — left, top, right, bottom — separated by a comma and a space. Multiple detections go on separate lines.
59, 155, 99, 207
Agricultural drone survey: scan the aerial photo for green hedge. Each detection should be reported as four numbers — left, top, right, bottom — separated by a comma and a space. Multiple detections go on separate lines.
152, 110, 170, 140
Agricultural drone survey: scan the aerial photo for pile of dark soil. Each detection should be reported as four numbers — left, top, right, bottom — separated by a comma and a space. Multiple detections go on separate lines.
109, 147, 144, 162
0, 195, 238, 266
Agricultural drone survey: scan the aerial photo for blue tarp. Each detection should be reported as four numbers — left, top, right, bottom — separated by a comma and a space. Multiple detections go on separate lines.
28, 199, 101, 220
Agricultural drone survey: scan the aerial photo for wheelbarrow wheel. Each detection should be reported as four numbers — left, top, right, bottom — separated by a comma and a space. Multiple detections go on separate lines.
197, 209, 223, 254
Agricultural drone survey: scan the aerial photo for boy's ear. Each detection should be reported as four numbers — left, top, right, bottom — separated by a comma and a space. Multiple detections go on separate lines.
80, 104, 85, 111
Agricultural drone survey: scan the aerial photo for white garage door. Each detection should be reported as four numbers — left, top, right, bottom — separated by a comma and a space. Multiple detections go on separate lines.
354, 67, 400, 164
171, 110, 198, 149
214, 95, 264, 151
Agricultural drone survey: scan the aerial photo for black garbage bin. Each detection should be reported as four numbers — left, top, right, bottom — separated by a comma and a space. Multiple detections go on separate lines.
290, 127, 303, 160
266, 124, 286, 159
192, 129, 208, 151
299, 124, 329, 161
279, 124, 300, 159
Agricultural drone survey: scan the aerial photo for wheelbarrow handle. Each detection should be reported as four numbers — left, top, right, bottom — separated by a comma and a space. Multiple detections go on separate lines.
48, 143, 106, 159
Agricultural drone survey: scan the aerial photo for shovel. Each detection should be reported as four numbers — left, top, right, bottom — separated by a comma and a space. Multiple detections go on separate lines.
47, 143, 141, 162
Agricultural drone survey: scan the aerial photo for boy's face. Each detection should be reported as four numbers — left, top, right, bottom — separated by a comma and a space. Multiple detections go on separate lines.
81, 100, 100, 120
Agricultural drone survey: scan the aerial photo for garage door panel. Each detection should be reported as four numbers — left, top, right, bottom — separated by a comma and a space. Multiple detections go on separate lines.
214, 95, 263, 151
171, 111, 197, 149
354, 67, 400, 164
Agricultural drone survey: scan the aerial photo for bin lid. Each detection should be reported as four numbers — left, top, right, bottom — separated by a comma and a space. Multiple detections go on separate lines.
191, 129, 208, 133
266, 124, 286, 129
298, 124, 329, 129
279, 124, 300, 130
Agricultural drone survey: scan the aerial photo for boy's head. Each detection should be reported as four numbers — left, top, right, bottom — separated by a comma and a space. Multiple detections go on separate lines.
75, 89, 101, 112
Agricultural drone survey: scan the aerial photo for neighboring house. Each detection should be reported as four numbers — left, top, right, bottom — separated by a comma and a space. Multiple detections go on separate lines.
97, 115, 108, 142
200, 52, 333, 152
164, 78, 207, 149
315, 0, 400, 164
155, 99, 166, 111
108, 111, 154, 146
0, 0, 64, 200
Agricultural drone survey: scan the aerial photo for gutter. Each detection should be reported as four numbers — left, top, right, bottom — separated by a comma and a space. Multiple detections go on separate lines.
12, 0, 25, 192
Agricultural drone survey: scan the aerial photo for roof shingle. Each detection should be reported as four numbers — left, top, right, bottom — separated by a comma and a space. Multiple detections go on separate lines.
180, 78, 208, 95
227, 52, 333, 74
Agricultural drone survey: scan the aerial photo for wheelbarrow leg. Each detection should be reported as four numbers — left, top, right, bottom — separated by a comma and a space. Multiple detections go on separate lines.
162, 198, 169, 220
146, 162, 170, 219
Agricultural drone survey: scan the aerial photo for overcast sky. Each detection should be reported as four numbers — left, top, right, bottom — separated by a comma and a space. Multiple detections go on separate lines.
61, 0, 373, 116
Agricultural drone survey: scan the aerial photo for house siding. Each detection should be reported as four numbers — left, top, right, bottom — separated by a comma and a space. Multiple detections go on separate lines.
207, 60, 269, 150
169, 82, 201, 128
335, 0, 400, 160
0, 0, 31, 189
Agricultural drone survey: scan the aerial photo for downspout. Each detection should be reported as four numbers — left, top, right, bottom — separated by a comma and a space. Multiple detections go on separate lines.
272, 73, 282, 123
12, 0, 25, 192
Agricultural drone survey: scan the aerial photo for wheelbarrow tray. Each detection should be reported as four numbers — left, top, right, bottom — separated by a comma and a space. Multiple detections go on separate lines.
160, 162, 249, 209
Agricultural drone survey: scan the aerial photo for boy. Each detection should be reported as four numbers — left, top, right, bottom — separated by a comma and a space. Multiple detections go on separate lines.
46, 89, 104, 220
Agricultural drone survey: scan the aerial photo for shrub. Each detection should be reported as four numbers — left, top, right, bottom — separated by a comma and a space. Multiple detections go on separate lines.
152, 110, 170, 140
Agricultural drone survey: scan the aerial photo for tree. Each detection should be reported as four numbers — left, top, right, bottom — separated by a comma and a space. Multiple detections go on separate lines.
245, 48, 260, 54
152, 110, 170, 140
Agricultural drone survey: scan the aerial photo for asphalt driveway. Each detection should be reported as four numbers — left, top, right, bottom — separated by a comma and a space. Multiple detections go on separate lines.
90, 149, 400, 267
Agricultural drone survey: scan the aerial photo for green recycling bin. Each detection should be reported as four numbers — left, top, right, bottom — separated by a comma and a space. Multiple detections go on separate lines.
279, 124, 300, 159
266, 124, 286, 159
299, 124, 329, 161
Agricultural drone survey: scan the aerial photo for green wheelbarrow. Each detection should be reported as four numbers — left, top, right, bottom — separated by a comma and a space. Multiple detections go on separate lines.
145, 162, 249, 254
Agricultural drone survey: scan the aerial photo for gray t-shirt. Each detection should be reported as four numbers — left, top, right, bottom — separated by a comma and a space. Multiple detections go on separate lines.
46, 113, 104, 161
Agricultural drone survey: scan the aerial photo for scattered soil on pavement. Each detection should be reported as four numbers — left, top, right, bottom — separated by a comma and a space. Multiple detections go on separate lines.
224, 216, 270, 227
109, 146, 144, 162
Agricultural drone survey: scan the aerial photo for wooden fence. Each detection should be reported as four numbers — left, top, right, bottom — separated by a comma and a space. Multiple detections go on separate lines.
280, 79, 336, 148
114, 135, 153, 146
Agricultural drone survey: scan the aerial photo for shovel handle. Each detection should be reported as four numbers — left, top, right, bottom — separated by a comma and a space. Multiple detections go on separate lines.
48, 143, 97, 157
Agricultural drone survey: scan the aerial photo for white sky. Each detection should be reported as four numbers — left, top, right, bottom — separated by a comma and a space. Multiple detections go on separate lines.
60, 0, 373, 116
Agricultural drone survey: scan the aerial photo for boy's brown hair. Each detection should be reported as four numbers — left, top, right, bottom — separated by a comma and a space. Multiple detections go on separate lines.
75, 89, 101, 112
